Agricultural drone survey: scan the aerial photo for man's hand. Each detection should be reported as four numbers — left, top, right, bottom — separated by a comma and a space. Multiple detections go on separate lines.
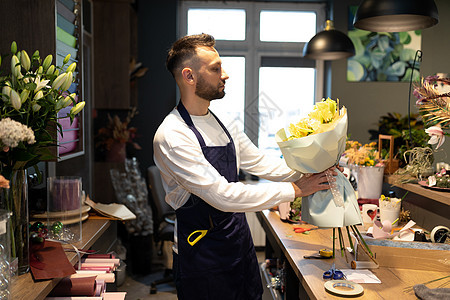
291, 166, 338, 198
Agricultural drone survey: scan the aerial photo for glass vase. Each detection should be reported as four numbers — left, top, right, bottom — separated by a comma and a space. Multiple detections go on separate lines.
0, 210, 11, 299
1, 169, 29, 275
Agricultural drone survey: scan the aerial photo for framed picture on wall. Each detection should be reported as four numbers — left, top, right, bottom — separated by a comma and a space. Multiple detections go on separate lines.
347, 6, 422, 82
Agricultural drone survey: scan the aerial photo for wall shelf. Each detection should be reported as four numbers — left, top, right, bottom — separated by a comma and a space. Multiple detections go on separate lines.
385, 175, 450, 206
11, 219, 112, 300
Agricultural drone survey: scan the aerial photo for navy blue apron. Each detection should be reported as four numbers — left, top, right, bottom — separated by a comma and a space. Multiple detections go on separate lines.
174, 101, 263, 300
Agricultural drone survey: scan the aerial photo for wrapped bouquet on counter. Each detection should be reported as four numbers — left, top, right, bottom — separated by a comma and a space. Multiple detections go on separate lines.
275, 98, 362, 228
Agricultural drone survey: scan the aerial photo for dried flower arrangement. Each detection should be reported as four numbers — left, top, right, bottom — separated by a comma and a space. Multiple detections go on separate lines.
343, 141, 384, 167
95, 107, 141, 152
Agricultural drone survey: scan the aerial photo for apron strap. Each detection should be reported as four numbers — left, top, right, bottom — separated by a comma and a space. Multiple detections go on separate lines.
177, 101, 207, 148
208, 110, 233, 142
177, 101, 234, 148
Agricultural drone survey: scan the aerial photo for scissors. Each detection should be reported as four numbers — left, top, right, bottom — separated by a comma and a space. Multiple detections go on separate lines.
323, 263, 345, 280
187, 215, 214, 246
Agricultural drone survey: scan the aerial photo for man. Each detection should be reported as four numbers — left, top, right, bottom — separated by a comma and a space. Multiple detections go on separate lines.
153, 33, 336, 300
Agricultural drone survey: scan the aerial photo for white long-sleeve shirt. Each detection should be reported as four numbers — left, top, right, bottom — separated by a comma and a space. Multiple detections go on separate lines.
154, 107, 301, 210
153, 107, 301, 251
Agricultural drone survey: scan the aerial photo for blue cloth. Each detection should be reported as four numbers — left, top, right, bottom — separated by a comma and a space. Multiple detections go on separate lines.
301, 171, 363, 228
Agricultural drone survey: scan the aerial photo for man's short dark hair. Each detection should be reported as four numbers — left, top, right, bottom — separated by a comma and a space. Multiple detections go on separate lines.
166, 33, 216, 77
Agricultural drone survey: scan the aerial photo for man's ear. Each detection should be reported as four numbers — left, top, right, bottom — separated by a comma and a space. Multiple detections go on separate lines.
181, 67, 195, 85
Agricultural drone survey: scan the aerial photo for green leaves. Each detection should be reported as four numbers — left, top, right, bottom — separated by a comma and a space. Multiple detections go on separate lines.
347, 30, 421, 82
368, 112, 428, 166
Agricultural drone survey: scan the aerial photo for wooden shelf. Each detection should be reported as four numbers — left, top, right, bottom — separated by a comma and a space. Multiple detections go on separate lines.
11, 219, 111, 300
385, 175, 450, 206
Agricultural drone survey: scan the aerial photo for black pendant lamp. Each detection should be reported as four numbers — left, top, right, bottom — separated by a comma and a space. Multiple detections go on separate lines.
303, 20, 355, 60
353, 0, 439, 32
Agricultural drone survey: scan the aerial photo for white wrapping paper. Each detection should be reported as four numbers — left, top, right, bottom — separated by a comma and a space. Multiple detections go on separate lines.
275, 111, 363, 228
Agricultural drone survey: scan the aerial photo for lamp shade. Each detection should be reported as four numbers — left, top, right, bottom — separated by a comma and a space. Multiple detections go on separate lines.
353, 0, 439, 32
303, 20, 355, 60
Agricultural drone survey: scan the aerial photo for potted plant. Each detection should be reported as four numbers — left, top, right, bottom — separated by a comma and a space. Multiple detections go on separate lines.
368, 112, 429, 167
95, 107, 141, 163
342, 141, 385, 199
0, 41, 85, 274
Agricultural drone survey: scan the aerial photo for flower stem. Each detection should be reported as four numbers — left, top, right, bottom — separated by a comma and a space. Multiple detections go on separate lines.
337, 227, 344, 257
346, 226, 354, 253
351, 225, 373, 257
338, 227, 349, 263
332, 228, 336, 258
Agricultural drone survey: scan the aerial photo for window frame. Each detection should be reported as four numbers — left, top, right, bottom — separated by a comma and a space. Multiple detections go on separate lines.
179, 1, 326, 145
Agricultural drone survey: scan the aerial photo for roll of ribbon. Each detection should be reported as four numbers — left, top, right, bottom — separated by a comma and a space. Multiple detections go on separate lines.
319, 249, 333, 257
50, 276, 97, 296
324, 280, 364, 297
430, 225, 449, 243
95, 279, 106, 296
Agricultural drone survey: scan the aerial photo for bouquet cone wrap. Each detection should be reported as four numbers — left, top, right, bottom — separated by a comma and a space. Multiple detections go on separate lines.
276, 111, 362, 228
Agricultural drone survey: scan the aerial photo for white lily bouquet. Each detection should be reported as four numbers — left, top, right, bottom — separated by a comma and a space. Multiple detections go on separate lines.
275, 98, 362, 228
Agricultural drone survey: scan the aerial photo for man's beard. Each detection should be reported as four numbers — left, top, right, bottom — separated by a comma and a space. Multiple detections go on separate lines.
195, 75, 225, 101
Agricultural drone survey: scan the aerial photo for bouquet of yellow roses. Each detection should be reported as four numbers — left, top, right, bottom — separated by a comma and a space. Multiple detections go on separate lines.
276, 98, 362, 228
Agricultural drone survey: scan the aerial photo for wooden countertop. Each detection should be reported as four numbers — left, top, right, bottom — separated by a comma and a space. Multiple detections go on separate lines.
258, 210, 449, 299
11, 218, 111, 300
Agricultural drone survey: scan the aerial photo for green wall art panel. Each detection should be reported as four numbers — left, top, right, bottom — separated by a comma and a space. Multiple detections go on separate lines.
347, 6, 422, 82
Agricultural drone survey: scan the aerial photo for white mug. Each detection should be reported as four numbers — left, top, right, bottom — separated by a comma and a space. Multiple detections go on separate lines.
361, 204, 378, 228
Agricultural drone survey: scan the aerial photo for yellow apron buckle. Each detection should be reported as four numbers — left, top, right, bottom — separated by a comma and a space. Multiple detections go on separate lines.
187, 230, 208, 246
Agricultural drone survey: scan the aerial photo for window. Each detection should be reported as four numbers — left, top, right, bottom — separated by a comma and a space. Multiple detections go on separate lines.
180, 1, 325, 158
209, 56, 246, 125
260, 10, 316, 42
187, 8, 246, 41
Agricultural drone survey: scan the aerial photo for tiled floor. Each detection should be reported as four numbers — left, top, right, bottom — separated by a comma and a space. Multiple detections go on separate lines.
119, 266, 177, 299
115, 240, 177, 299
117, 249, 268, 299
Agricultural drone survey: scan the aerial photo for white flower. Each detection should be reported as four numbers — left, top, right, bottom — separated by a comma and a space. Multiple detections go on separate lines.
33, 90, 44, 101
70, 101, 85, 115
0, 118, 35, 148
34, 76, 50, 92
46, 65, 55, 75
10, 89, 21, 110
42, 54, 53, 71
52, 73, 66, 90
66, 62, 76, 73
32, 103, 41, 112
20, 89, 30, 103
20, 50, 31, 71
60, 72, 73, 91
2, 85, 11, 102
11, 55, 20, 78
425, 125, 445, 149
